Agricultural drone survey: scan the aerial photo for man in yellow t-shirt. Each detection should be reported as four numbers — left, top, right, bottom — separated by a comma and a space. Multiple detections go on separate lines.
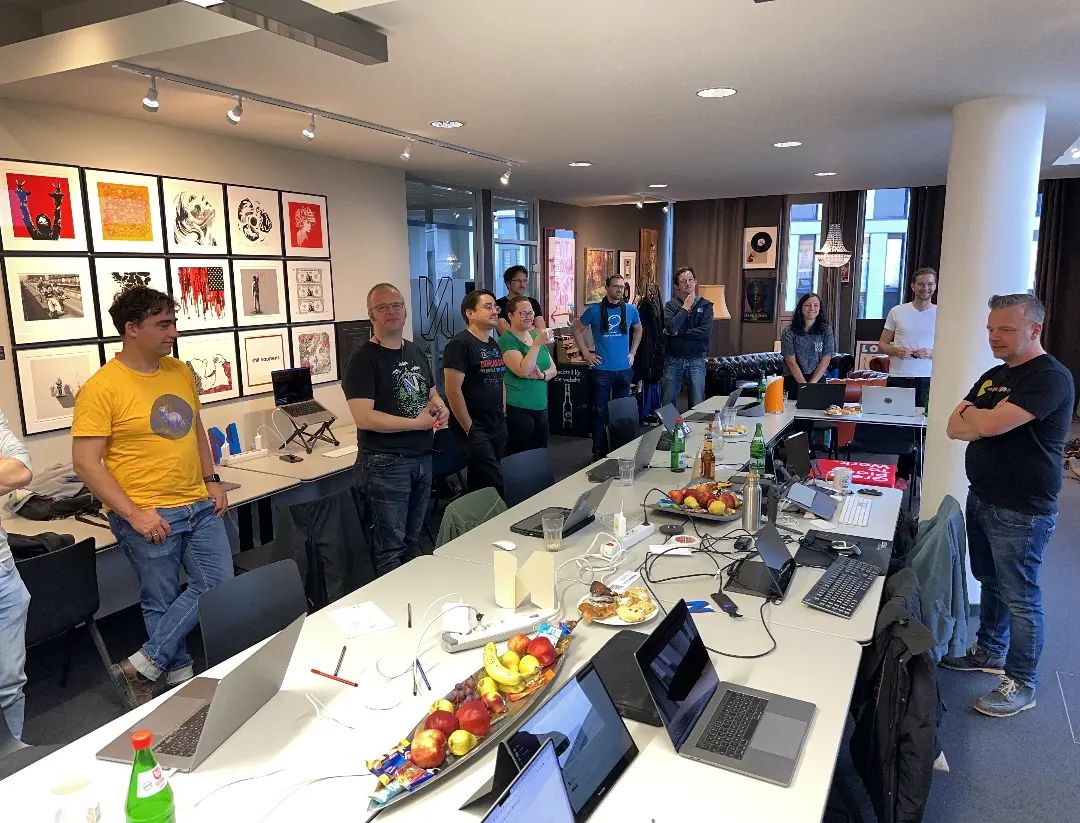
73, 287, 233, 709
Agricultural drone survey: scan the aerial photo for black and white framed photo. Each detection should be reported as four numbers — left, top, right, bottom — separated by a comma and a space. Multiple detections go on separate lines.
168, 259, 234, 333
238, 326, 291, 394
285, 259, 334, 322
232, 259, 287, 327
281, 191, 329, 257
93, 258, 169, 335
617, 250, 638, 304
743, 227, 777, 269
290, 322, 337, 385
84, 169, 164, 254
0, 160, 87, 253
3, 256, 96, 344
14, 343, 101, 434
226, 185, 283, 256
162, 177, 228, 254
177, 331, 241, 403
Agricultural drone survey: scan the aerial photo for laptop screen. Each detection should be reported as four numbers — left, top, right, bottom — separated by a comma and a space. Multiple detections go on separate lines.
634, 600, 718, 752
483, 739, 574, 823
566, 478, 611, 528
272, 368, 313, 406
782, 431, 813, 479
655, 403, 678, 433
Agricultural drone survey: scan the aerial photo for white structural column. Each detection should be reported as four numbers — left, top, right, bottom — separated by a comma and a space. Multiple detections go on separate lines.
923, 97, 1046, 529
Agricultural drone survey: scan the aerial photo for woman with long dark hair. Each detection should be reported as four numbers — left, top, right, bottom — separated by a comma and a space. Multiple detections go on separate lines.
634, 282, 665, 417
781, 292, 835, 395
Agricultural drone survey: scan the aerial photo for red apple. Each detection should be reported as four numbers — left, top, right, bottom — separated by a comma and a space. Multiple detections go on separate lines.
424, 709, 459, 738
410, 728, 447, 769
527, 636, 556, 667
507, 633, 530, 657
456, 699, 491, 738
482, 692, 507, 715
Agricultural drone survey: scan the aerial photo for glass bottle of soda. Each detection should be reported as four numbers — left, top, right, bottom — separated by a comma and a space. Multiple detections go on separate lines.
670, 417, 687, 472
749, 423, 766, 475
126, 730, 175, 823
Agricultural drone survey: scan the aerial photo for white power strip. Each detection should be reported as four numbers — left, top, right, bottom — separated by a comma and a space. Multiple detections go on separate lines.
221, 448, 268, 466
323, 445, 358, 458
599, 522, 657, 556
441, 608, 558, 653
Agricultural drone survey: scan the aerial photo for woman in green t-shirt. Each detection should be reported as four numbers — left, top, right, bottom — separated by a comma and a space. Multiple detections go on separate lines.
498, 295, 557, 454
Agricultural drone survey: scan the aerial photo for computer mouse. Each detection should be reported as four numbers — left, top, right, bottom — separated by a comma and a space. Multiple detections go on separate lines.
492, 539, 517, 552
734, 536, 754, 552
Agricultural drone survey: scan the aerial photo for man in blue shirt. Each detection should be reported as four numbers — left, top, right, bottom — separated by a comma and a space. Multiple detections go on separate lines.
571, 274, 642, 458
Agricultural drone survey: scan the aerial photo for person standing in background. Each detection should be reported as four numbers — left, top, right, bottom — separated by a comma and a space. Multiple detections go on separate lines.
498, 295, 557, 455
879, 267, 937, 408
634, 283, 666, 419
781, 292, 836, 396
661, 266, 714, 409
495, 265, 544, 335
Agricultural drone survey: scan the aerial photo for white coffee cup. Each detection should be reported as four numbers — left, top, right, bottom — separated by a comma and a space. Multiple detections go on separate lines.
52, 775, 100, 823
827, 466, 854, 493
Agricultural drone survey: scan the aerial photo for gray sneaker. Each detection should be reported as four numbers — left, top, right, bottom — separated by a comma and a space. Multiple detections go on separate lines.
940, 645, 1005, 675
974, 676, 1036, 717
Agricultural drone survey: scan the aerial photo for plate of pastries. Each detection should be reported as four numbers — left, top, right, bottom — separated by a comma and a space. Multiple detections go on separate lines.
578, 582, 659, 625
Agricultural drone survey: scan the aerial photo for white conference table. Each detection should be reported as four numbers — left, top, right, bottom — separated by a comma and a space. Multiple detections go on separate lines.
0, 554, 861, 823
225, 426, 359, 482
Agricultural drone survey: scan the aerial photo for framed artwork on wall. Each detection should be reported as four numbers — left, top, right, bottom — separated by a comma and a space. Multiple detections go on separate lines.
177, 331, 241, 403
285, 260, 334, 322
232, 260, 287, 326
3, 256, 96, 344
226, 185, 283, 256
168, 259, 233, 332
639, 228, 658, 297
14, 343, 101, 434
618, 250, 638, 304
743, 227, 778, 269
93, 258, 169, 335
742, 275, 776, 323
238, 326, 290, 394
583, 248, 614, 305
290, 322, 337, 385
0, 160, 87, 253
281, 192, 329, 257
544, 229, 575, 328
162, 177, 228, 254
84, 169, 164, 254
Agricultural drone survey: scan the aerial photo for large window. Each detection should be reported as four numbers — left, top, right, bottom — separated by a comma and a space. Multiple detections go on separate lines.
1028, 192, 1042, 293
492, 196, 538, 301
857, 188, 910, 319
782, 198, 824, 313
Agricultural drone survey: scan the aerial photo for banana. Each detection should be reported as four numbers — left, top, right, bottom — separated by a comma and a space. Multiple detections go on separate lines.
483, 642, 523, 687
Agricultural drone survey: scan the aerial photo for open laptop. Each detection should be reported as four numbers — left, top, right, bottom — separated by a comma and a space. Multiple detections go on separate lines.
97, 614, 304, 772
795, 382, 846, 410
784, 481, 839, 521
683, 388, 744, 423
780, 430, 814, 479
482, 739, 575, 823
588, 424, 664, 482
590, 630, 663, 726
272, 367, 335, 426
634, 599, 815, 787
861, 386, 917, 417
510, 478, 613, 538
724, 524, 797, 600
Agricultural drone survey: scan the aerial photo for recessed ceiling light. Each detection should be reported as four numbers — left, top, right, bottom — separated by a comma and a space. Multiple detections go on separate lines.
696, 87, 738, 98
431, 119, 464, 129
568, 161, 592, 167
814, 171, 837, 177
773, 141, 802, 148
648, 184, 668, 188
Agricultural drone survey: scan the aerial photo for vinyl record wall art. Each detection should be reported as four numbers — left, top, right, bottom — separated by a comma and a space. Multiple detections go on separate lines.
282, 192, 329, 257
168, 259, 233, 332
3, 256, 96, 344
227, 185, 282, 256
85, 169, 164, 254
162, 178, 228, 254
0, 160, 87, 253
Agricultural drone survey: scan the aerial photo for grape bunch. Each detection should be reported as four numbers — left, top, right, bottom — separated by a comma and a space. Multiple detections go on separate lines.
451, 676, 481, 707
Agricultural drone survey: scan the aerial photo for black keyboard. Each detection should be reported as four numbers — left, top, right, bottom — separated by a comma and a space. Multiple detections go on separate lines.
283, 400, 325, 417
802, 555, 879, 618
154, 702, 211, 758
695, 690, 768, 760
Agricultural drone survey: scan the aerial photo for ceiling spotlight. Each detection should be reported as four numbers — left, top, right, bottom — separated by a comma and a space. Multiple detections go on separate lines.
696, 87, 737, 98
400, 141, 412, 162
662, 205, 670, 214
226, 96, 243, 125
499, 165, 512, 186
814, 171, 837, 177
636, 200, 644, 209
431, 119, 464, 129
302, 114, 316, 141
141, 77, 159, 113
568, 161, 592, 167
648, 184, 668, 188
773, 141, 802, 148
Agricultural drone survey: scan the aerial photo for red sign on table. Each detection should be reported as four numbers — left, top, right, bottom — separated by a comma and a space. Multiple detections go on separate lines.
814, 459, 897, 488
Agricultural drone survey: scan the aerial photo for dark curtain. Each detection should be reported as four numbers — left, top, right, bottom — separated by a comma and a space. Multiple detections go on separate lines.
903, 185, 947, 300
822, 190, 864, 354
672, 197, 746, 356
1034, 178, 1080, 397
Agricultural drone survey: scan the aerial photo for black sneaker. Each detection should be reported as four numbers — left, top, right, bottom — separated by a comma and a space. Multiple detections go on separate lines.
974, 676, 1036, 717
940, 645, 1006, 675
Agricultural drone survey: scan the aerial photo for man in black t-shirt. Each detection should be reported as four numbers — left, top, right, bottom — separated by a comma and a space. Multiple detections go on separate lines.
943, 294, 1075, 718
495, 265, 544, 335
343, 283, 448, 576
444, 290, 507, 498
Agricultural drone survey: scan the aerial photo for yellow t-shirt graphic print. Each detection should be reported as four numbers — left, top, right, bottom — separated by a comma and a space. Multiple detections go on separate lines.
73, 356, 206, 509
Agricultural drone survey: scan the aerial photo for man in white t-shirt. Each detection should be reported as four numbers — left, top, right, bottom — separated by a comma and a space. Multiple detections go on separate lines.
879, 267, 937, 408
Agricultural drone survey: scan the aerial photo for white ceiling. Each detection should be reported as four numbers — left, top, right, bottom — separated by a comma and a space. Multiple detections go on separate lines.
2, 0, 1079, 205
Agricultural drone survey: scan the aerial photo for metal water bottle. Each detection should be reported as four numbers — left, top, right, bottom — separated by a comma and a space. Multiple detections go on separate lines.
742, 471, 763, 533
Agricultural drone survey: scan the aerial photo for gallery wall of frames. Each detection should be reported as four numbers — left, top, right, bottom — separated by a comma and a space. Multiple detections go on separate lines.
0, 158, 339, 434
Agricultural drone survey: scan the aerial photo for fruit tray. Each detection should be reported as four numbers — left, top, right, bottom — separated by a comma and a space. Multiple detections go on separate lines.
366, 626, 575, 812
653, 478, 744, 523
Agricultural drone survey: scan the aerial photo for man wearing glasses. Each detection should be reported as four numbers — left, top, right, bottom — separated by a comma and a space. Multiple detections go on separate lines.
344, 283, 448, 576
495, 265, 545, 335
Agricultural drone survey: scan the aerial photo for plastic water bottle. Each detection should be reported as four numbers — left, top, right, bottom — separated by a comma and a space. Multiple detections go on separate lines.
125, 730, 175, 823
749, 423, 766, 475
670, 417, 687, 472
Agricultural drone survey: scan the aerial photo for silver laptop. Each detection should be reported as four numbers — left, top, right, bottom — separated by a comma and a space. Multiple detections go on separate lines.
635, 599, 815, 787
861, 386, 917, 417
511, 478, 613, 539
96, 614, 304, 772
588, 424, 664, 482
272, 367, 335, 426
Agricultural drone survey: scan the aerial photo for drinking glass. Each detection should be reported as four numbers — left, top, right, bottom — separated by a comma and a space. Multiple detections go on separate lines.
542, 513, 565, 552
618, 457, 635, 486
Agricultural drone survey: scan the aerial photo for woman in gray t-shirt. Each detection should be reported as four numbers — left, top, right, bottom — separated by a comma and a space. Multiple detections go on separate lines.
781, 292, 835, 393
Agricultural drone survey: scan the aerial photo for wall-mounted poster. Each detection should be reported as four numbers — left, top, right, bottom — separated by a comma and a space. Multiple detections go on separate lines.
232, 259, 286, 327
856, 340, 884, 372
282, 192, 329, 257
639, 228, 658, 298
742, 275, 776, 323
226, 185, 282, 256
84, 169, 163, 254
286, 260, 334, 322
583, 248, 614, 305
291, 322, 337, 385
14, 344, 101, 434
3, 256, 96, 344
545, 230, 575, 327
743, 227, 778, 269
0, 160, 87, 253
162, 177, 228, 255
168, 259, 233, 332
177, 331, 240, 403
618, 250, 638, 304
93, 258, 169, 334
238, 326, 290, 394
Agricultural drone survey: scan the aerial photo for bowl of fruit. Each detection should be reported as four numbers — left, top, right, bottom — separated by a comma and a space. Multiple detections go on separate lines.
655, 480, 743, 522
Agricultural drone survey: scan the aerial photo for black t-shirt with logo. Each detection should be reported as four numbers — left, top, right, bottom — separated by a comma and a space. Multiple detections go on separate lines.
964, 354, 1075, 515
443, 330, 506, 432
343, 340, 434, 456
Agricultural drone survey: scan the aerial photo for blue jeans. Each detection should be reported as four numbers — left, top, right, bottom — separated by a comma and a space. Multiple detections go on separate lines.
661, 356, 706, 409
0, 556, 30, 739
109, 499, 233, 682
359, 451, 432, 577
967, 491, 1056, 688
590, 368, 633, 454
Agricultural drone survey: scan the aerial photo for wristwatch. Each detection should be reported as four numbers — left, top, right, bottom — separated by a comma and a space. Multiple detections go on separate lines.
203, 473, 222, 484
911, 351, 920, 359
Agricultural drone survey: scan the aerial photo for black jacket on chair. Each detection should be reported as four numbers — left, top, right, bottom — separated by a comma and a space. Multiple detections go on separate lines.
850, 568, 942, 823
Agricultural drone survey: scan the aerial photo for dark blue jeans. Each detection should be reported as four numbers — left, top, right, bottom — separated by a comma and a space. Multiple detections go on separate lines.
661, 356, 706, 409
967, 490, 1057, 688
590, 367, 633, 454
358, 451, 432, 577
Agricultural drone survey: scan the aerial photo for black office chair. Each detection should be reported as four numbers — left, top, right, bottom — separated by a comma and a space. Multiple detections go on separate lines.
606, 396, 641, 452
17, 537, 113, 688
0, 714, 61, 780
426, 427, 467, 543
501, 449, 556, 508
197, 559, 307, 669
232, 539, 292, 575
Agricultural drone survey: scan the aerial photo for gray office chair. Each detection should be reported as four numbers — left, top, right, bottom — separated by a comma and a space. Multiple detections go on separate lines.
501, 449, 556, 508
0, 714, 61, 780
607, 395, 641, 452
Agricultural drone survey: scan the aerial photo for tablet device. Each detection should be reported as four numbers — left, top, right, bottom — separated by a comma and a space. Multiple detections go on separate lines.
785, 481, 838, 520
482, 739, 574, 823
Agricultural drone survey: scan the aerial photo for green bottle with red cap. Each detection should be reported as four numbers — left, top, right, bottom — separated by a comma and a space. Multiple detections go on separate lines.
126, 729, 175, 823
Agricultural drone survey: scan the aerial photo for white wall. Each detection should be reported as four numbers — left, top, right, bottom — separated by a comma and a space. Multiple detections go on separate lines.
0, 98, 409, 469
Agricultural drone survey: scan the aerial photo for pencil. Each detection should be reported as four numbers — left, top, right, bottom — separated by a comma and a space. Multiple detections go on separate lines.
333, 645, 346, 676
